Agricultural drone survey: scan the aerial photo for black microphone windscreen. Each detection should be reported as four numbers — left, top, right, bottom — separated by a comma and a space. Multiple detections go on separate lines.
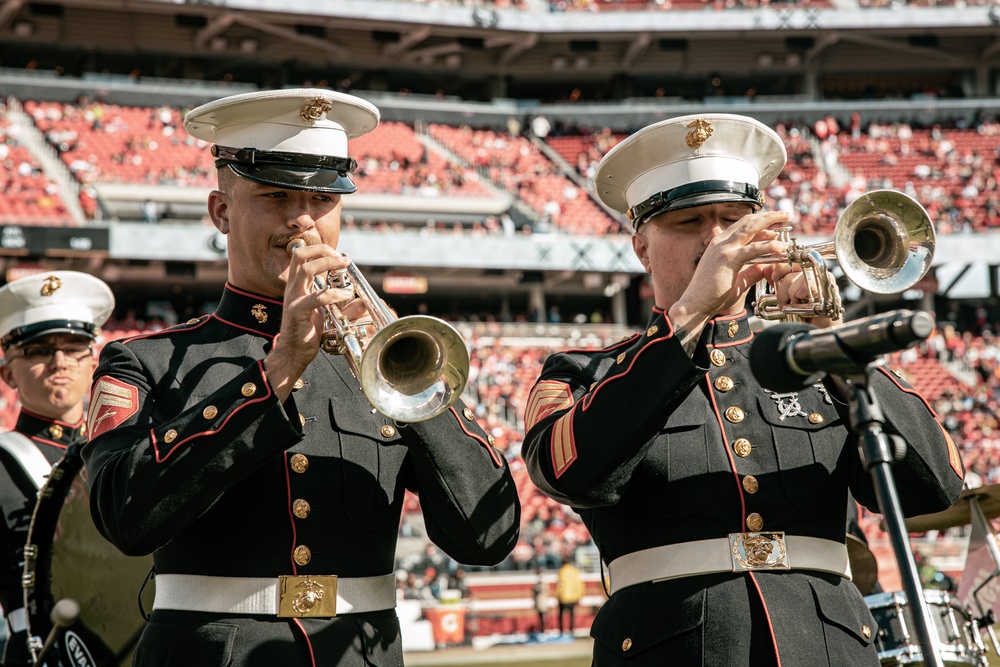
749, 322, 817, 393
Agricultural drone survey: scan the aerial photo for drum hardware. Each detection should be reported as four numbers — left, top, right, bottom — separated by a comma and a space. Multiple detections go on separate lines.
31, 598, 80, 667
749, 189, 935, 322
865, 589, 987, 666
23, 453, 154, 666
905, 484, 1000, 534
287, 238, 470, 423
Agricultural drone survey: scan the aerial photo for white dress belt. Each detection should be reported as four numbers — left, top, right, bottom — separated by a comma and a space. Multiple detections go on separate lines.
153, 573, 397, 617
607, 534, 852, 596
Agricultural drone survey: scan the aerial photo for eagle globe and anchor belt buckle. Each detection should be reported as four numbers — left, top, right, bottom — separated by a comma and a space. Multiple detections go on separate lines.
729, 532, 790, 571
277, 575, 339, 617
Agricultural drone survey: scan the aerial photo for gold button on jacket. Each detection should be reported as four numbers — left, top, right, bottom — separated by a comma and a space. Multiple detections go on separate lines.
241, 382, 257, 397
290, 454, 309, 474
293, 545, 312, 566
746, 513, 764, 532
733, 438, 752, 457
724, 406, 745, 423
203, 405, 218, 419
164, 429, 178, 444
714, 376, 734, 392
292, 499, 311, 519
742, 475, 759, 494
710, 349, 727, 367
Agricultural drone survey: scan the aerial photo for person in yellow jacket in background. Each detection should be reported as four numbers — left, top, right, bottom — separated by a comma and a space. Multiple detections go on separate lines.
556, 560, 585, 636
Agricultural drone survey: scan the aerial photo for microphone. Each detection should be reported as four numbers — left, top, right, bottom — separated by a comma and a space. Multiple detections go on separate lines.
749, 309, 935, 393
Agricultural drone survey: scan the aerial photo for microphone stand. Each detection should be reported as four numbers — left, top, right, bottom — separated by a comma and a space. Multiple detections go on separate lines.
842, 368, 944, 667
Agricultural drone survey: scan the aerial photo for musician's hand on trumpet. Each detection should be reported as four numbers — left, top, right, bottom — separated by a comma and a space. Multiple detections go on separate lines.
265, 240, 354, 401
664, 208, 791, 348
760, 260, 844, 330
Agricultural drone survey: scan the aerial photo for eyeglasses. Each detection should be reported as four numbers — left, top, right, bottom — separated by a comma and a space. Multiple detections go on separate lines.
6, 344, 94, 365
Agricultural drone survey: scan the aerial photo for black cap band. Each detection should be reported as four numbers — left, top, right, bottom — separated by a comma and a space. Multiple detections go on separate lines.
214, 145, 359, 194
2, 320, 97, 350
628, 180, 764, 230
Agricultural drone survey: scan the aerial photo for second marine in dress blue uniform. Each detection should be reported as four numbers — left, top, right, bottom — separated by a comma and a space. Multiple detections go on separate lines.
522, 113, 964, 667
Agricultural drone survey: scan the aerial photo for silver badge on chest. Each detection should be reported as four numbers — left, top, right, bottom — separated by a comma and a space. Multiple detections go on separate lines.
763, 390, 808, 421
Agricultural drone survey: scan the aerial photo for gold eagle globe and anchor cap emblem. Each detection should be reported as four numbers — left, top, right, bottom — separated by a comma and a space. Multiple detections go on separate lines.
40, 275, 63, 297
685, 119, 714, 149
300, 98, 334, 122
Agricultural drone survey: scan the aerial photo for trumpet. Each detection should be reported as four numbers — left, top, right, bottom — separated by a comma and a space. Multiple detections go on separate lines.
750, 189, 936, 321
287, 239, 470, 423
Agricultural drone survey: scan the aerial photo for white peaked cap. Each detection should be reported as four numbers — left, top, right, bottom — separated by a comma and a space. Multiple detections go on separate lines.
594, 113, 787, 229
0, 271, 115, 349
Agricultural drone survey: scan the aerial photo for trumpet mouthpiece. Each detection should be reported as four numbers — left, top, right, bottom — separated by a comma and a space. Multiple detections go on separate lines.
286, 238, 307, 255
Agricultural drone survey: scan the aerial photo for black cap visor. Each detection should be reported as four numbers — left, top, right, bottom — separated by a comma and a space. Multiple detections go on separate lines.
214, 145, 359, 194
227, 163, 357, 194
2, 320, 97, 350
629, 180, 764, 230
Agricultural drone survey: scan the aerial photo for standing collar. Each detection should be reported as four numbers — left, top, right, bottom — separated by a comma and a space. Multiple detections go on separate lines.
214, 283, 283, 338
16, 409, 87, 447
704, 310, 754, 347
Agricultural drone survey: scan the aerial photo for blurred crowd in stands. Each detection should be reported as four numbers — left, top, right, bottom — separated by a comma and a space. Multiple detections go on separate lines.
7, 97, 1000, 240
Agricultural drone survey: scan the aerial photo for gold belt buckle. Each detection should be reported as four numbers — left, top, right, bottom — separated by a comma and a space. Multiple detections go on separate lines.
277, 575, 339, 618
729, 532, 790, 572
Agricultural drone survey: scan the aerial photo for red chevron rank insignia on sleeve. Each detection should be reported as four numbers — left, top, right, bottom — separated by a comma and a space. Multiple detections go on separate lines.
525, 380, 574, 431
88, 376, 139, 439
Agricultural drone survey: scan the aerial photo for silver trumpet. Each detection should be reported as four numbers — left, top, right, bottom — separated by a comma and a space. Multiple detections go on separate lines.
750, 189, 936, 321
287, 239, 470, 422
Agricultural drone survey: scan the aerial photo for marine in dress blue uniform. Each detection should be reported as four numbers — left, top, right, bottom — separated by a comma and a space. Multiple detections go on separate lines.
521, 114, 964, 666
0, 271, 114, 666
81, 89, 519, 667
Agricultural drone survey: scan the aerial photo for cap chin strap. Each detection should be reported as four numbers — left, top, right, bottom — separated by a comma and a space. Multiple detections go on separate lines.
628, 180, 763, 230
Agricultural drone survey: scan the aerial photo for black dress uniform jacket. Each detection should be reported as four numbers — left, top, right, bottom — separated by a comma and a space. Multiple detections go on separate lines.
522, 308, 965, 667
82, 284, 519, 667
0, 411, 86, 667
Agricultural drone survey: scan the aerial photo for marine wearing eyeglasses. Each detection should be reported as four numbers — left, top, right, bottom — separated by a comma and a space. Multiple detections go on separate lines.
0, 271, 114, 667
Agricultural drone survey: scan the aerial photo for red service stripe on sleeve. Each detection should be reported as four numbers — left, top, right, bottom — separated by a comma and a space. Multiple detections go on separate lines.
150, 360, 273, 463
448, 406, 502, 468
550, 409, 578, 479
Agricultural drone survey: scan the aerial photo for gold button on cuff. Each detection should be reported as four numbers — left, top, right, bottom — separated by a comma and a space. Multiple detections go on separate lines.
381, 424, 396, 438
290, 454, 309, 474
714, 376, 734, 392
710, 349, 726, 367
463, 408, 474, 421
187, 318, 200, 325
241, 382, 257, 397
48, 424, 64, 440
293, 378, 305, 391
616, 352, 626, 364
724, 406, 745, 423
746, 513, 764, 532
734, 438, 752, 458
292, 499, 311, 519
646, 325, 659, 337
742, 475, 759, 494
164, 429, 178, 444
203, 405, 218, 419
488, 434, 496, 446
622, 638, 632, 652
808, 413, 825, 424
590, 382, 598, 392
862, 625, 871, 639
293, 545, 312, 566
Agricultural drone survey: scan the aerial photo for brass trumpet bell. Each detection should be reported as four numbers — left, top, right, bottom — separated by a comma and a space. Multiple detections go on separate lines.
835, 189, 935, 296
360, 315, 470, 423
